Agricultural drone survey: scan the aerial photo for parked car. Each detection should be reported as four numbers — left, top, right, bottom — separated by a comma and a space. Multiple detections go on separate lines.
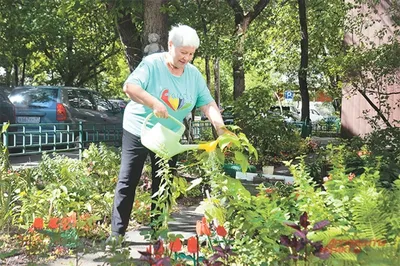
8, 86, 123, 147
221, 106, 234, 125
309, 108, 325, 123
0, 89, 15, 125
109, 98, 128, 113
201, 106, 234, 125
0, 89, 16, 146
269, 105, 300, 122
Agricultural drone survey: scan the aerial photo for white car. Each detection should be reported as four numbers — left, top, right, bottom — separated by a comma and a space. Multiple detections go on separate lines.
310, 109, 325, 123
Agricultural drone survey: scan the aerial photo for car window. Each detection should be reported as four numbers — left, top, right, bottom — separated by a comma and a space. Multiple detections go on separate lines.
9, 87, 58, 108
312, 109, 320, 115
92, 93, 113, 111
67, 90, 80, 108
77, 90, 96, 110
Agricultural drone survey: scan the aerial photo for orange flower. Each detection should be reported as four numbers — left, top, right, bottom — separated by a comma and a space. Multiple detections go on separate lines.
201, 217, 211, 236
48, 217, 59, 229
216, 225, 227, 237
187, 236, 198, 254
169, 238, 182, 252
265, 188, 274, 194
33, 217, 44, 230
348, 173, 355, 181
196, 220, 202, 236
196, 217, 211, 236
61, 217, 70, 230
69, 212, 77, 227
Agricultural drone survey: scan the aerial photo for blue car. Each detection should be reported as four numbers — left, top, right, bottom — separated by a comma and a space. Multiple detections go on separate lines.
8, 86, 123, 148
0, 89, 16, 146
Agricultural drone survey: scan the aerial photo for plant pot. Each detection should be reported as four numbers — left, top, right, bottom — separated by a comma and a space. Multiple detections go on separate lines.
235, 172, 257, 182
223, 163, 257, 178
262, 165, 274, 175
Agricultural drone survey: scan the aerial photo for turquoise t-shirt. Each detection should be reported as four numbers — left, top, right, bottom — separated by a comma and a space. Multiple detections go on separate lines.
123, 52, 214, 136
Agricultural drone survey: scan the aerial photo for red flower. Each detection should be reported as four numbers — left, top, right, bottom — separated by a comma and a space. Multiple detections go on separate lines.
169, 238, 182, 252
216, 225, 227, 237
48, 217, 59, 229
33, 218, 43, 230
187, 236, 198, 253
146, 245, 152, 254
154, 240, 164, 259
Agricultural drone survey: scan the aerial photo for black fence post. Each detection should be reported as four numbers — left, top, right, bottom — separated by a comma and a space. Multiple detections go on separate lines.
79, 121, 83, 160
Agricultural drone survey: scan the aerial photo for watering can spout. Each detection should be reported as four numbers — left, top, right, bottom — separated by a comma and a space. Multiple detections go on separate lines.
141, 113, 219, 158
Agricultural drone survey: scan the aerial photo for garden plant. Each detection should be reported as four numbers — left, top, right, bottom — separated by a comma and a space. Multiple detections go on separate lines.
1, 124, 400, 265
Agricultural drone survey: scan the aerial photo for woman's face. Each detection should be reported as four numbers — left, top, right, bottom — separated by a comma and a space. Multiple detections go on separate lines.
169, 42, 196, 69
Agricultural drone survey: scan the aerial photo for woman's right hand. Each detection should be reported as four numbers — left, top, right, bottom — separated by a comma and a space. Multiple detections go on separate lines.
152, 100, 169, 118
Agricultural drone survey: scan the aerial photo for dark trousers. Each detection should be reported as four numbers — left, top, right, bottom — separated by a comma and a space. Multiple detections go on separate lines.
111, 129, 177, 235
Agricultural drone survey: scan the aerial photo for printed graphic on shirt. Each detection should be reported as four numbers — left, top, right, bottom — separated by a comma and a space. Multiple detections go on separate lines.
161, 89, 192, 111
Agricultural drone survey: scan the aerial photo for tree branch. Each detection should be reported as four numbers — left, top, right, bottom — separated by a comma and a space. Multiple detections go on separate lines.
248, 0, 270, 23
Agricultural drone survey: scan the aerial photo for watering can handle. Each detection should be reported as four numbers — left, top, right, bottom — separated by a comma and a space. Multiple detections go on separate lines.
141, 112, 186, 137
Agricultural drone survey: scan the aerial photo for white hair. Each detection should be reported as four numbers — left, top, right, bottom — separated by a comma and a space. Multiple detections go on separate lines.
168, 25, 200, 48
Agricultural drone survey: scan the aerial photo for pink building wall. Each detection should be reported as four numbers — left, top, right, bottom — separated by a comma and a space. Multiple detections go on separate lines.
342, 0, 400, 137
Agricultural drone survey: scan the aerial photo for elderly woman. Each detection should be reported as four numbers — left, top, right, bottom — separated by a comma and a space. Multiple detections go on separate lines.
109, 24, 226, 242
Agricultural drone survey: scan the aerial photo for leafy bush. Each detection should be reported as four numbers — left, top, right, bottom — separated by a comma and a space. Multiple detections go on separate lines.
233, 85, 308, 167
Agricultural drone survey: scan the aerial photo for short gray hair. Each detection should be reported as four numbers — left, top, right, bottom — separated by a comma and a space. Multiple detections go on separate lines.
168, 25, 200, 48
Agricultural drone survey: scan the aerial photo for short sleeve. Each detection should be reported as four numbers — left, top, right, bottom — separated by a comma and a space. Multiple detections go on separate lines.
124, 60, 151, 91
195, 71, 214, 108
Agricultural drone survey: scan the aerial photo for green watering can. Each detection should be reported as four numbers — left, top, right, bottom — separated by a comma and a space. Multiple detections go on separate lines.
141, 113, 218, 158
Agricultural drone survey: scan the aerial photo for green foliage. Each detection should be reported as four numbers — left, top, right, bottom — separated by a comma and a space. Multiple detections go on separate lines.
233, 86, 308, 167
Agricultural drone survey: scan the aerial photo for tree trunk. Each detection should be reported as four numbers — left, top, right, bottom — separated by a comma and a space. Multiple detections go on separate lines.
105, 1, 143, 72
144, 0, 169, 51
204, 56, 211, 90
13, 62, 18, 86
226, 0, 270, 100
232, 27, 246, 100
20, 59, 26, 86
65, 35, 75, 86
5, 66, 12, 87
116, 13, 143, 72
298, 0, 310, 124
213, 57, 221, 107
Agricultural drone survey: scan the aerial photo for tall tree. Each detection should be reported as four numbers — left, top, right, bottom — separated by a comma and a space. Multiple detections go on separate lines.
143, 0, 169, 50
297, 0, 310, 124
106, 1, 143, 72
226, 0, 270, 99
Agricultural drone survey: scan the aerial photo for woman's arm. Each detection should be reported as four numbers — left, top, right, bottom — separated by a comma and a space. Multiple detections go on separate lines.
200, 101, 226, 135
123, 83, 168, 118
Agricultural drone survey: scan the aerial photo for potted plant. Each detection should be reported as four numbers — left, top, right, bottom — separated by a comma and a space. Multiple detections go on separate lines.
260, 154, 278, 175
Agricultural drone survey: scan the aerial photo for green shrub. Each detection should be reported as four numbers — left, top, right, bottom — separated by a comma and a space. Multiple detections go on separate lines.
233, 85, 308, 167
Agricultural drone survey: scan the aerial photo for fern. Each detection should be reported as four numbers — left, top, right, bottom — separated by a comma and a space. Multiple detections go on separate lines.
328, 252, 358, 265
356, 237, 400, 265
351, 187, 388, 241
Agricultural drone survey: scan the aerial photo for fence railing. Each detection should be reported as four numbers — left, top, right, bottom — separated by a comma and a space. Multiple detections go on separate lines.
2, 118, 339, 158
2, 122, 123, 158
2, 120, 214, 158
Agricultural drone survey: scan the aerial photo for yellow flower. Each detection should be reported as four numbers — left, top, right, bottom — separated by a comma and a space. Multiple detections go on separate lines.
199, 140, 219, 152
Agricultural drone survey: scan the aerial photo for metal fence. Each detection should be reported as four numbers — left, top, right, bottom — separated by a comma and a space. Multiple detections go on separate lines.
1, 119, 340, 158
2, 120, 214, 158
2, 122, 123, 158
